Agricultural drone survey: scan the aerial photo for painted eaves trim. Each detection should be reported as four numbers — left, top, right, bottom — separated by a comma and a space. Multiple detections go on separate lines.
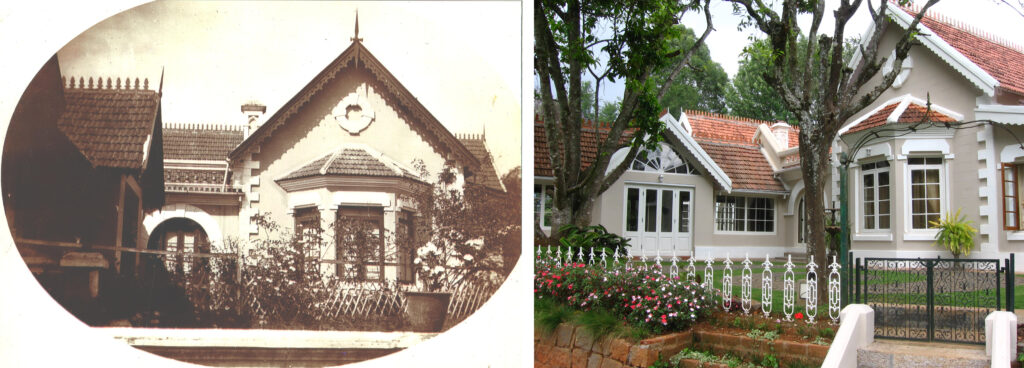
976, 104, 1024, 125
662, 112, 733, 193
838, 93, 963, 136
886, 5, 998, 96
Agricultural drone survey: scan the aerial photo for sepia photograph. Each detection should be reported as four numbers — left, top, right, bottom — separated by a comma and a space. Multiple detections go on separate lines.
0, 1, 526, 367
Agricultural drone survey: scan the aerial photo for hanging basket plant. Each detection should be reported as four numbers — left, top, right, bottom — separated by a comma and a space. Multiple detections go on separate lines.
929, 208, 978, 258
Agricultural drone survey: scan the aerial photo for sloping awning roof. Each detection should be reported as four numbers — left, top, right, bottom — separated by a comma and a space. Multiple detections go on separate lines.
278, 144, 423, 182
57, 84, 161, 170
839, 94, 962, 136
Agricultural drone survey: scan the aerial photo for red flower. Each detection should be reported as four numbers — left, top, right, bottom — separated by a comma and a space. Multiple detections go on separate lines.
795, 312, 804, 320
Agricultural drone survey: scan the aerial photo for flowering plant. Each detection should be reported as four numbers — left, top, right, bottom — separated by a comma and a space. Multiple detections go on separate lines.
534, 259, 713, 333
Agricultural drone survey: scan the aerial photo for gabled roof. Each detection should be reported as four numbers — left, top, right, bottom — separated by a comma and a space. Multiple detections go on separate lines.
458, 134, 505, 192
227, 39, 479, 169
57, 79, 161, 170
163, 124, 244, 161
683, 111, 790, 193
864, 3, 1024, 98
534, 110, 790, 193
898, 5, 1024, 97
839, 94, 963, 136
277, 144, 423, 182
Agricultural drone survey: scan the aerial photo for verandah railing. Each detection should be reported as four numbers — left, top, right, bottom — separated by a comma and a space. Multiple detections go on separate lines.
536, 245, 844, 324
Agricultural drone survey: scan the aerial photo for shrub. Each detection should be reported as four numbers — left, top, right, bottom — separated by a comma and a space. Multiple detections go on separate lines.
556, 224, 630, 259
929, 208, 978, 258
534, 260, 713, 334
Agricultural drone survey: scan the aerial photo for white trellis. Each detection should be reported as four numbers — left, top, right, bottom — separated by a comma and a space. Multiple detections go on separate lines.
741, 254, 753, 315
805, 255, 818, 323
703, 253, 715, 296
828, 255, 842, 323
685, 256, 696, 282
722, 254, 733, 311
761, 255, 774, 317
782, 255, 796, 321
536, 249, 843, 324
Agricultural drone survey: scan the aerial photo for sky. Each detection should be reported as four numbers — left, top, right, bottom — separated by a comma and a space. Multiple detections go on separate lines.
593, 0, 1024, 103
54, 1, 522, 176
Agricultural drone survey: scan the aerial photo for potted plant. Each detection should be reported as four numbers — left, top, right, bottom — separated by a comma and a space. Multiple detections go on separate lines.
929, 208, 978, 258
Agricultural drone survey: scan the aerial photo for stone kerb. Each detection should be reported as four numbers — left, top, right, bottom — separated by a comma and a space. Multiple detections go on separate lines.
535, 322, 828, 368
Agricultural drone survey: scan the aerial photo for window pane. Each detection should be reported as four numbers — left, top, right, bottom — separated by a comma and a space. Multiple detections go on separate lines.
865, 216, 875, 230
879, 215, 890, 229
661, 190, 673, 232
913, 214, 927, 229
879, 184, 890, 200
678, 191, 690, 233
863, 174, 874, 187
626, 188, 639, 232
864, 187, 874, 201
912, 199, 925, 214
645, 189, 658, 232
911, 170, 923, 183
909, 157, 924, 165
879, 171, 889, 186
544, 186, 553, 226
926, 157, 942, 165
1009, 213, 1017, 228
879, 200, 890, 215
925, 169, 940, 184
877, 161, 890, 168
926, 199, 940, 214
865, 202, 875, 216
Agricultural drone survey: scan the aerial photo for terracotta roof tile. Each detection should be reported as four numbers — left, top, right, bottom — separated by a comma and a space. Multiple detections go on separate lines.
700, 140, 786, 192
280, 146, 421, 181
459, 136, 504, 191
533, 118, 633, 177
902, 6, 1024, 96
163, 125, 244, 161
844, 101, 958, 135
57, 87, 160, 170
535, 111, 789, 192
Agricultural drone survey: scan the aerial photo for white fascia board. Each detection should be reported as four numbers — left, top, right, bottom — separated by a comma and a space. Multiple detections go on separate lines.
664, 113, 732, 193
838, 94, 911, 135
886, 5, 998, 96
976, 104, 1024, 125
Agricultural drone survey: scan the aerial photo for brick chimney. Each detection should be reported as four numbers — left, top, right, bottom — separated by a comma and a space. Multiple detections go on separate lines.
242, 101, 267, 136
771, 121, 791, 148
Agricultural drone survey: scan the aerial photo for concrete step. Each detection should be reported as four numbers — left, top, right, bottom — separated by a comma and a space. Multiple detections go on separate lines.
857, 339, 989, 368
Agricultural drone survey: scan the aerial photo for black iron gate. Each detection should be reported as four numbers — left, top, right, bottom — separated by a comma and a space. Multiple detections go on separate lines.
851, 254, 1015, 344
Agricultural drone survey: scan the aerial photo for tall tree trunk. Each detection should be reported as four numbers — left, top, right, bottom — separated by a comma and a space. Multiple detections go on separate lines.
798, 122, 834, 305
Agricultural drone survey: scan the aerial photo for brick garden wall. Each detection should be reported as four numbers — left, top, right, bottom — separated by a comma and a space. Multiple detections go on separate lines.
534, 323, 828, 368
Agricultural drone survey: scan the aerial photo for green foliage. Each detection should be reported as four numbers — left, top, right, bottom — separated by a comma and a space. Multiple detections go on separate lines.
760, 353, 779, 368
746, 329, 779, 341
599, 100, 620, 124
818, 327, 835, 339
647, 355, 674, 368
670, 348, 758, 368
576, 307, 623, 341
725, 38, 796, 124
929, 208, 978, 258
557, 223, 630, 258
535, 297, 573, 335
654, 25, 730, 114
535, 259, 713, 334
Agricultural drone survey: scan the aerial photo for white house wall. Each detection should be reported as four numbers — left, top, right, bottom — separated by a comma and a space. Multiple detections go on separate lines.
248, 68, 450, 238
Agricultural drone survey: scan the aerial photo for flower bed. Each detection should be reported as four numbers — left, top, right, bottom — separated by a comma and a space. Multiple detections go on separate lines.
535, 260, 714, 334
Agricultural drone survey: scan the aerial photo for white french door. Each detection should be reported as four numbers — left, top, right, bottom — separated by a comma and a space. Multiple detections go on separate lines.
623, 185, 693, 258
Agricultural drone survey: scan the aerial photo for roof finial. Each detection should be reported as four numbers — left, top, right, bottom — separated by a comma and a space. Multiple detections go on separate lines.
351, 10, 363, 43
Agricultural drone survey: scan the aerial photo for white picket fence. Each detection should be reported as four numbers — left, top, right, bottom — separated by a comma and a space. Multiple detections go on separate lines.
537, 246, 843, 324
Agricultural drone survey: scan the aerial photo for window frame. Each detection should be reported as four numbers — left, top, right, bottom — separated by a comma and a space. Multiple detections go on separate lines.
905, 156, 946, 233
859, 160, 892, 232
629, 143, 700, 175
713, 194, 776, 234
335, 206, 386, 282
396, 209, 416, 284
534, 183, 554, 230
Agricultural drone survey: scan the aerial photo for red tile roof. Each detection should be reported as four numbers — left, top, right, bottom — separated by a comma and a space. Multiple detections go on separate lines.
686, 110, 798, 148
534, 111, 790, 192
458, 135, 504, 192
901, 5, 1024, 96
843, 101, 958, 135
700, 141, 787, 192
163, 124, 244, 161
533, 118, 633, 177
57, 86, 160, 170
685, 111, 791, 192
